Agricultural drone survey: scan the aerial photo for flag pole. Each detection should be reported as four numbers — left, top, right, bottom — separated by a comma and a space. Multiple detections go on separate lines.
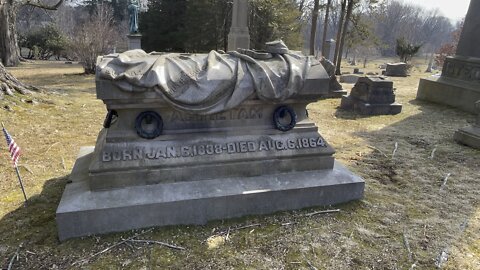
2, 122, 28, 205
14, 165, 28, 205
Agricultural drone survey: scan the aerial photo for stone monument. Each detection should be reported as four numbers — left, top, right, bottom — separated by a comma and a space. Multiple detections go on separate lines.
127, 0, 141, 50
340, 76, 402, 115
56, 43, 364, 241
417, 0, 480, 113
228, 0, 250, 51
454, 100, 480, 149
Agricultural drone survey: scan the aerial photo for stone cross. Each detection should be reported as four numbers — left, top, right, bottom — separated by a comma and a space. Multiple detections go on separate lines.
227, 0, 250, 51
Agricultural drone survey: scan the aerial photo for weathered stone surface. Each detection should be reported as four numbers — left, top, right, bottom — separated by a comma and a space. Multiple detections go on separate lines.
340, 76, 402, 115
57, 149, 364, 241
454, 100, 480, 149
385, 62, 408, 77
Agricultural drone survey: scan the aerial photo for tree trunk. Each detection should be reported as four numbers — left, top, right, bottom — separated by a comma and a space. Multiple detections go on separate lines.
333, 0, 346, 66
321, 0, 331, 57
309, 0, 320, 56
425, 52, 434, 72
335, 0, 354, 75
0, 62, 39, 97
0, 0, 20, 67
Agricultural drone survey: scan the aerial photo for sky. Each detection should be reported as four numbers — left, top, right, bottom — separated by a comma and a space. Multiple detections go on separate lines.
401, 0, 470, 22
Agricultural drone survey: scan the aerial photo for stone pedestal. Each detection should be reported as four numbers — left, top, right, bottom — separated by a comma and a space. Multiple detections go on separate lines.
127, 34, 142, 50
454, 100, 480, 149
57, 152, 363, 241
227, 0, 250, 51
417, 0, 480, 113
340, 76, 402, 115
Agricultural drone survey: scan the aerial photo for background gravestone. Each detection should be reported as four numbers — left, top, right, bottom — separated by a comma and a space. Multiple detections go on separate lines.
227, 0, 250, 51
340, 76, 402, 115
323, 39, 335, 62
416, 0, 480, 113
385, 62, 408, 77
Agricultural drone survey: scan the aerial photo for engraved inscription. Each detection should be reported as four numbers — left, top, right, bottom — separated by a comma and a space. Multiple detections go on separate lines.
443, 59, 480, 83
102, 137, 327, 162
170, 107, 263, 122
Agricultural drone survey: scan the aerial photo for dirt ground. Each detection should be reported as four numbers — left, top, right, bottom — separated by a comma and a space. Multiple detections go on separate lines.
0, 58, 478, 270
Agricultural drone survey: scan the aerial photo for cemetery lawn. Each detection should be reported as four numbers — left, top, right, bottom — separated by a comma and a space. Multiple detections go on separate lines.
0, 60, 478, 269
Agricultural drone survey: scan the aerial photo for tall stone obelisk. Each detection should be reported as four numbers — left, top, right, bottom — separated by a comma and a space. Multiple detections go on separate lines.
417, 0, 480, 113
228, 0, 250, 51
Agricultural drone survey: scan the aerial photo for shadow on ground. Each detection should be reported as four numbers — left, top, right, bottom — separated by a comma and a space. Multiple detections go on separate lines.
0, 176, 68, 268
334, 99, 479, 268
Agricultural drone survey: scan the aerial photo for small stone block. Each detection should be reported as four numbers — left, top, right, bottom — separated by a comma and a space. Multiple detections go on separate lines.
454, 126, 480, 149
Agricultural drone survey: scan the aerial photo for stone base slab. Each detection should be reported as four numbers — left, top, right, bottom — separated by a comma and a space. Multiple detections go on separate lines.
56, 147, 364, 241
340, 95, 402, 115
454, 126, 480, 149
416, 77, 480, 113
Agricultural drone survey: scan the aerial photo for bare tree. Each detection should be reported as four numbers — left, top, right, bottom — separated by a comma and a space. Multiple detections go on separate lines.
332, 0, 346, 65
320, 0, 332, 57
335, 0, 356, 74
70, 4, 119, 74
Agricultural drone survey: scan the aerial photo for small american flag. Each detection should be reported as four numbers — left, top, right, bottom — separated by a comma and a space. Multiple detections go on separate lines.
2, 126, 21, 167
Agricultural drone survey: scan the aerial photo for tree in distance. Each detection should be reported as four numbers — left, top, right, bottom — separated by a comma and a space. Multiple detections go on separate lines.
395, 37, 422, 63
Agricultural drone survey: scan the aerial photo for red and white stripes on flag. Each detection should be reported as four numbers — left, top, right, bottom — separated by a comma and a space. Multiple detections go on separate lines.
2, 127, 21, 167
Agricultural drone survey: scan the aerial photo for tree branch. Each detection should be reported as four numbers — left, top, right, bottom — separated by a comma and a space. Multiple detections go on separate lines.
22, 0, 64, 11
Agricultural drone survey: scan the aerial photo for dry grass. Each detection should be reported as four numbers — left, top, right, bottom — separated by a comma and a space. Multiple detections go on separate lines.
0, 59, 478, 269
